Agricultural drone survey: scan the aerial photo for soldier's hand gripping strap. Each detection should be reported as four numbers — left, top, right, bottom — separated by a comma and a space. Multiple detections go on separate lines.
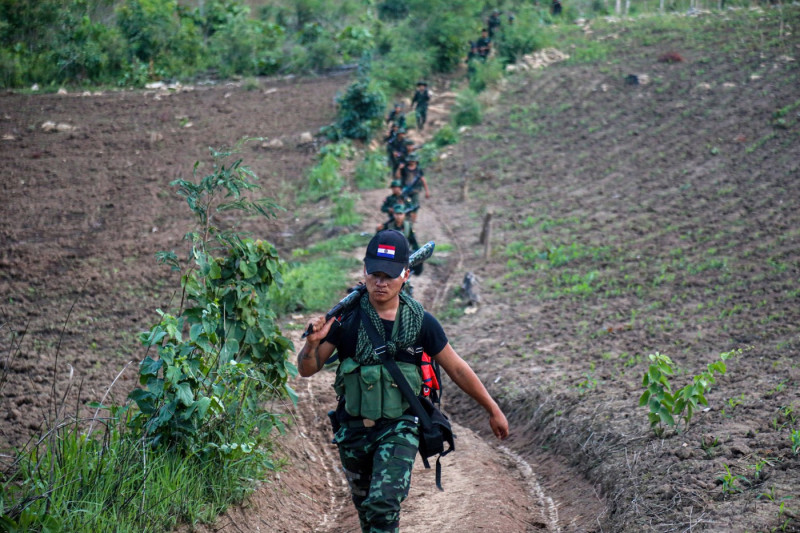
359, 310, 455, 491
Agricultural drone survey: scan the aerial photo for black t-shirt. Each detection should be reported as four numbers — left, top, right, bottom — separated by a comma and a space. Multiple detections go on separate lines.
324, 309, 448, 361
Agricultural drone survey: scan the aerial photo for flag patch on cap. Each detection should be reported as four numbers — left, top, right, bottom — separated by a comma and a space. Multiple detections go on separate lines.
377, 244, 396, 258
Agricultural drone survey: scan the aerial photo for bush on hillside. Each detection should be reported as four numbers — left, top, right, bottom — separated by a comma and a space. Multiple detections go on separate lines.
494, 7, 553, 65
335, 68, 387, 141
355, 150, 390, 190
433, 123, 459, 147
469, 57, 504, 92
372, 47, 428, 94
453, 89, 482, 126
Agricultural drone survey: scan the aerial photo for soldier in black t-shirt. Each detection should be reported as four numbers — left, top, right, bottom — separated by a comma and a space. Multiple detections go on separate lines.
297, 230, 509, 532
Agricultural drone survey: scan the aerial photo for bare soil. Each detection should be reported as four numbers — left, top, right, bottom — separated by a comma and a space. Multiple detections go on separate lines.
2, 7, 800, 533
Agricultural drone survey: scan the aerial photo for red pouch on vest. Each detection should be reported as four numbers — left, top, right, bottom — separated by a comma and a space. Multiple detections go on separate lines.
420, 351, 440, 396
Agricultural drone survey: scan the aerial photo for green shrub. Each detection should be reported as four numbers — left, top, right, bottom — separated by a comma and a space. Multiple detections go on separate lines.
414, 143, 439, 168
372, 47, 429, 93
0, 46, 25, 88
130, 141, 294, 452
335, 69, 386, 141
469, 57, 504, 92
432, 123, 459, 147
0, 141, 291, 532
377, 0, 410, 21
495, 8, 553, 65
338, 25, 375, 62
640, 350, 735, 435
355, 149, 390, 190
305, 152, 344, 201
333, 191, 362, 226
209, 15, 284, 77
117, 0, 181, 65
452, 89, 482, 126
268, 256, 359, 314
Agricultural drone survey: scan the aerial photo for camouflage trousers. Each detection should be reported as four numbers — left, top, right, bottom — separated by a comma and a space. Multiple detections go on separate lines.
334, 418, 420, 533
415, 106, 427, 130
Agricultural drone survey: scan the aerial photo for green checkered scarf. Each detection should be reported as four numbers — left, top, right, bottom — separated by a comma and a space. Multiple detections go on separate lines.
355, 290, 424, 365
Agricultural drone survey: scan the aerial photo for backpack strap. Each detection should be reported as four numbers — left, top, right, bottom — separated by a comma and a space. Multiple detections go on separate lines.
359, 309, 449, 490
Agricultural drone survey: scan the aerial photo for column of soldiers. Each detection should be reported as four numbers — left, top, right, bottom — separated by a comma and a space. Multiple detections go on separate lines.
378, 81, 432, 282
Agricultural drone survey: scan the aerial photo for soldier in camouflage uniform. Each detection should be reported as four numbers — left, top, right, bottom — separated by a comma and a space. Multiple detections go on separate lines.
376, 204, 420, 252
381, 180, 411, 217
386, 102, 407, 130
410, 81, 430, 131
395, 155, 429, 223
298, 231, 509, 532
389, 129, 413, 176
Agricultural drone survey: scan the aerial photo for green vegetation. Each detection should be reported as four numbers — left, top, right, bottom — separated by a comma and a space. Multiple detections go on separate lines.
453, 89, 483, 126
640, 350, 736, 435
1, 141, 296, 530
331, 65, 387, 141
268, 233, 371, 314
718, 464, 747, 497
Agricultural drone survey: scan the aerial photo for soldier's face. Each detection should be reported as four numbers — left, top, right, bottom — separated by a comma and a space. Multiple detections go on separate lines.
392, 187, 402, 195
364, 267, 409, 304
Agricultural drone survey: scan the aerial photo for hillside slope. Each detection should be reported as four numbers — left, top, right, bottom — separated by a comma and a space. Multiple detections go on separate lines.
431, 6, 800, 532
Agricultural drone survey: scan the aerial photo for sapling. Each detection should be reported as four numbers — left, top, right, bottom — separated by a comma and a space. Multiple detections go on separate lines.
640, 349, 737, 435
791, 429, 800, 455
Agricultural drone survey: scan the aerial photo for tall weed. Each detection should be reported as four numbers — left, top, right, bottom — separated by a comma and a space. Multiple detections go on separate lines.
453, 89, 482, 126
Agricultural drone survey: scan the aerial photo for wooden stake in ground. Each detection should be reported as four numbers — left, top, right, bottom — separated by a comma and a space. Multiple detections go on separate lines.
479, 208, 493, 259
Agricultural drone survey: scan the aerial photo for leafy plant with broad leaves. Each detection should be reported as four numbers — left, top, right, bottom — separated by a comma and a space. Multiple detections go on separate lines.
640, 350, 735, 436
128, 139, 296, 456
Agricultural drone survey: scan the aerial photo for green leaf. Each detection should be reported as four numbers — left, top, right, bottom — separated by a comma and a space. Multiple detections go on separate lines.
194, 396, 212, 420
128, 389, 157, 414
220, 338, 240, 362
139, 356, 162, 378
165, 365, 183, 385
639, 390, 651, 406
175, 382, 194, 407
240, 259, 257, 278
284, 383, 299, 405
658, 407, 675, 427
209, 259, 222, 280
145, 377, 165, 397
190, 323, 203, 342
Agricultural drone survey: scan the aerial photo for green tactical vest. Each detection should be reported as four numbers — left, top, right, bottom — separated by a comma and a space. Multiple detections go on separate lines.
333, 310, 423, 420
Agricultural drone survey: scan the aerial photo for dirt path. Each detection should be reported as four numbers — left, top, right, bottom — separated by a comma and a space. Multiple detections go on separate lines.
187, 111, 569, 531
190, 186, 562, 532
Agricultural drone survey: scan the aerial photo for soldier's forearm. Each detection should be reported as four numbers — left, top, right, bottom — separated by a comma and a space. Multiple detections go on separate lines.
297, 342, 324, 376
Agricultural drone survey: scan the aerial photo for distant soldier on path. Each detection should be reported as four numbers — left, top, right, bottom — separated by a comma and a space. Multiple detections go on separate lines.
389, 129, 413, 176
411, 81, 431, 131
386, 102, 407, 130
476, 28, 491, 60
381, 180, 411, 217
487, 10, 502, 38
396, 155, 429, 223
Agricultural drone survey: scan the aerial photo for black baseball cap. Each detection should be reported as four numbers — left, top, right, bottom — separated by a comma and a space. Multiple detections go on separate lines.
364, 230, 410, 278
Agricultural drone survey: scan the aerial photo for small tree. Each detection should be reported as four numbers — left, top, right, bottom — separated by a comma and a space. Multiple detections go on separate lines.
129, 139, 296, 458
334, 59, 386, 141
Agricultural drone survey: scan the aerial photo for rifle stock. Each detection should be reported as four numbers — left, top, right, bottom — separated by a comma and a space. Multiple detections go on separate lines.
301, 241, 435, 338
